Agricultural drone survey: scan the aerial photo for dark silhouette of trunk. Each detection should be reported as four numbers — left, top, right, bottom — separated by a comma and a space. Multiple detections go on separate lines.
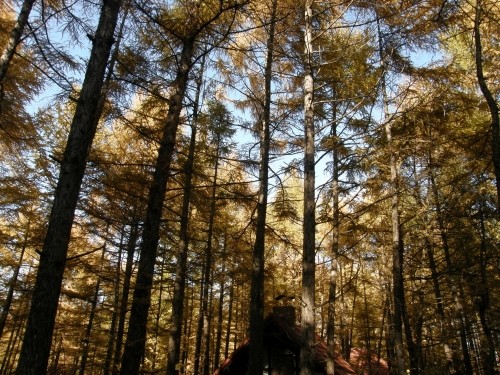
113, 222, 139, 374
376, 15, 418, 375
182, 288, 195, 373
246, 1, 275, 374
213, 236, 227, 371
194, 138, 221, 375
0, 219, 29, 338
326, 93, 339, 375
104, 230, 122, 375
300, 1, 316, 375
473, 0, 500, 212
224, 282, 234, 359
0, 0, 36, 88
429, 167, 473, 375
15, 1, 123, 373
202, 280, 213, 375
119, 37, 195, 375
194, 270, 206, 375
166, 54, 206, 375
152, 257, 166, 371
470, 206, 496, 374
79, 247, 106, 375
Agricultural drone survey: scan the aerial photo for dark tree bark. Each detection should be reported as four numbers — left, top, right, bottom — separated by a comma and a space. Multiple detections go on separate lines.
224, 282, 234, 360
104, 228, 124, 375
114, 223, 139, 373
166, 54, 205, 375
326, 105, 339, 375
194, 135, 221, 375
0, 0, 36, 86
119, 37, 195, 375
120, 4, 245, 371
15, 1, 123, 373
375, 15, 415, 375
300, 1, 316, 375
246, 1, 276, 374
213, 238, 227, 371
0, 219, 29, 338
473, 0, 500, 212
79, 248, 106, 375
429, 167, 473, 375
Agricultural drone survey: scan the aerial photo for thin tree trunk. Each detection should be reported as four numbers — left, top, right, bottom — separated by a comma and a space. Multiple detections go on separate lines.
213, 236, 227, 371
473, 0, 500, 211
166, 53, 206, 375
120, 38, 195, 375
195, 140, 220, 375
471, 206, 496, 374
105, 226, 125, 375
202, 279, 214, 375
0, 219, 29, 338
429, 166, 473, 375
114, 222, 139, 374
224, 282, 234, 360
194, 267, 207, 375
246, 1, 275, 374
15, 2, 123, 373
0, 0, 36, 86
300, 1, 316, 374
79, 247, 106, 375
376, 15, 410, 375
326, 93, 339, 375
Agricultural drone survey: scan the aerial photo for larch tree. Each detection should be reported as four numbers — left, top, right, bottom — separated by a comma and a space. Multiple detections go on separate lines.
119, 2, 246, 373
300, 0, 316, 374
0, 0, 36, 86
246, 0, 277, 374
472, 0, 500, 211
15, 1, 124, 373
166, 53, 207, 375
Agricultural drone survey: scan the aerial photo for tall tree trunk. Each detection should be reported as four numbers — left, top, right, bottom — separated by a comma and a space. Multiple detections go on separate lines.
246, 1, 275, 374
79, 247, 106, 375
194, 138, 220, 375
326, 94, 339, 375
15, 1, 123, 373
113, 222, 139, 374
104, 228, 125, 375
473, 0, 500, 211
471, 206, 496, 374
151, 256, 166, 372
202, 279, 214, 375
120, 38, 195, 375
213, 235, 227, 371
0, 218, 29, 338
166, 53, 206, 375
429, 167, 473, 375
376, 15, 416, 375
224, 282, 234, 360
300, 1, 316, 374
0, 0, 36, 87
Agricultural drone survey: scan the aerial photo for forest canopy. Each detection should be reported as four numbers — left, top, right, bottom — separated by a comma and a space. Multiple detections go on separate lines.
0, 0, 499, 374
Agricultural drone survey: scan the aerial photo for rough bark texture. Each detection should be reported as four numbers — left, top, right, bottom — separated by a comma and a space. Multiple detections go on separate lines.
246, 1, 275, 374
120, 39, 194, 375
15, 1, 123, 373
300, 1, 316, 375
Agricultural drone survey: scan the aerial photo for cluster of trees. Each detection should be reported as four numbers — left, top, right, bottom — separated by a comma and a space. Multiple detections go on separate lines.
0, 0, 499, 374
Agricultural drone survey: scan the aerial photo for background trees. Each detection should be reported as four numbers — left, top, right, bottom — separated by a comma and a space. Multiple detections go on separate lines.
0, 0, 498, 374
